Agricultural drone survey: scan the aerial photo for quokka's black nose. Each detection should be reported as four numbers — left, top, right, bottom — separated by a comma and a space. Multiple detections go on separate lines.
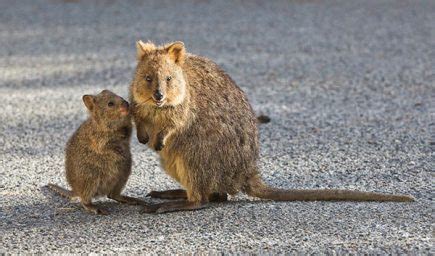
122, 100, 129, 108
153, 90, 164, 101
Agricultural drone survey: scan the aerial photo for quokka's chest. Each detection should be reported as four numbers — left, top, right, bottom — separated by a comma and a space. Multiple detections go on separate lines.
97, 140, 131, 163
138, 112, 166, 137
139, 107, 184, 128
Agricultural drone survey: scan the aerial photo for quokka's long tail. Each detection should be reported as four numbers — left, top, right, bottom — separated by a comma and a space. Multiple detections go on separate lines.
47, 183, 75, 199
245, 175, 414, 202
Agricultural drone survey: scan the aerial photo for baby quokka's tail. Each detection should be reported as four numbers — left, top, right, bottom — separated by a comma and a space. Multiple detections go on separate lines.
47, 183, 75, 199
245, 175, 414, 202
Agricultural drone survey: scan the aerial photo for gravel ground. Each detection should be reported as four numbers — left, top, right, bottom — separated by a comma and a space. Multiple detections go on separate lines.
0, 0, 433, 254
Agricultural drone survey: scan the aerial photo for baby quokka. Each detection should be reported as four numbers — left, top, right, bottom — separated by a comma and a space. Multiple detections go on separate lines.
48, 90, 147, 215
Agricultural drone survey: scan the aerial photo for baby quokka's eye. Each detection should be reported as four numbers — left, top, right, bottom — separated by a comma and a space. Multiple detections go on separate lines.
166, 76, 172, 81
108, 101, 114, 107
145, 75, 152, 82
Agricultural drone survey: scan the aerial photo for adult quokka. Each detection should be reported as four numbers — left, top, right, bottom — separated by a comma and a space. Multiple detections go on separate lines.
130, 41, 414, 214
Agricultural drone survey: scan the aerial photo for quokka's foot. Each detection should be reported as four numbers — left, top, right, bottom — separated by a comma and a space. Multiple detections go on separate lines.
208, 193, 228, 202
82, 203, 109, 215
140, 204, 162, 214
95, 208, 109, 215
109, 194, 148, 205
140, 201, 207, 214
146, 189, 187, 200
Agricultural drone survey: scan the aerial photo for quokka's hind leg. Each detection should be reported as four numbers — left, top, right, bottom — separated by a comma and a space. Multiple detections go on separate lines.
108, 178, 148, 205
141, 200, 208, 214
81, 197, 108, 215
108, 194, 148, 205
79, 183, 108, 215
146, 190, 227, 202
209, 193, 228, 202
142, 186, 209, 214
146, 189, 188, 200
47, 183, 75, 199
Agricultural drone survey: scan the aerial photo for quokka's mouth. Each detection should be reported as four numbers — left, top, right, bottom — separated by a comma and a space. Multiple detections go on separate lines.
119, 104, 130, 115
120, 108, 129, 115
154, 100, 165, 107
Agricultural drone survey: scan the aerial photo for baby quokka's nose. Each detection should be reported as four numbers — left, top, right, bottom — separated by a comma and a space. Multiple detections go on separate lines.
119, 100, 129, 115
153, 90, 164, 101
122, 100, 129, 109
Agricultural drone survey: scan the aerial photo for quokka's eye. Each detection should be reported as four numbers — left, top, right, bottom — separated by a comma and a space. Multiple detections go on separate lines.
166, 76, 172, 81
108, 102, 114, 107
145, 75, 152, 82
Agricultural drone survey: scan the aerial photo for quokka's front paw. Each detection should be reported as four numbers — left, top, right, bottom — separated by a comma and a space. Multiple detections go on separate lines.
137, 134, 149, 144
154, 140, 164, 151
154, 132, 165, 151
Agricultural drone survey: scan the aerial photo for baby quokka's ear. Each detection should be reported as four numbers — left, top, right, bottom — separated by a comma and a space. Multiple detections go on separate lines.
136, 40, 156, 61
165, 41, 185, 65
82, 95, 95, 111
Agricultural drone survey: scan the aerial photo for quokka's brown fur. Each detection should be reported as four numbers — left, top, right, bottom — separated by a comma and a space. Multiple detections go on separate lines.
130, 41, 414, 214
48, 90, 147, 215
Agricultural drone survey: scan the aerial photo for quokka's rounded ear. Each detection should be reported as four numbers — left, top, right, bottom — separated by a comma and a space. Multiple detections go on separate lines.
136, 40, 156, 61
82, 95, 95, 111
164, 41, 185, 65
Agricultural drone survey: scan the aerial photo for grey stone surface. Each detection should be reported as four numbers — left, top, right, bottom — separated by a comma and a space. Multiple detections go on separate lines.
0, 0, 433, 254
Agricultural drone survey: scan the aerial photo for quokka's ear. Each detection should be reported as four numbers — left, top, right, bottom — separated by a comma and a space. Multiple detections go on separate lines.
165, 41, 185, 65
136, 40, 155, 61
82, 95, 95, 111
